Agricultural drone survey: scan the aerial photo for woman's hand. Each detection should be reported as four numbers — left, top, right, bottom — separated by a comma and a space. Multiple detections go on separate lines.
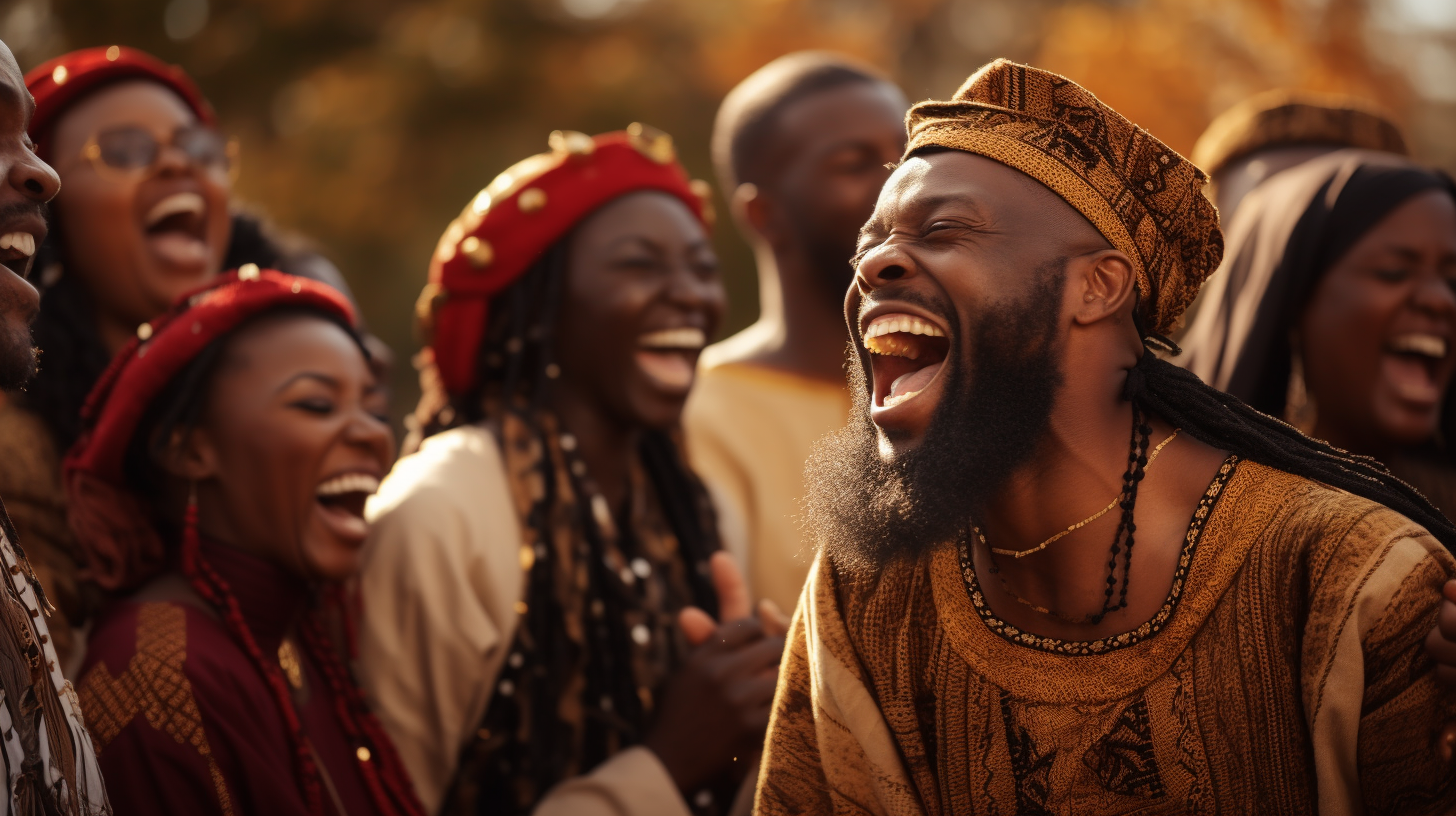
648, 552, 785, 795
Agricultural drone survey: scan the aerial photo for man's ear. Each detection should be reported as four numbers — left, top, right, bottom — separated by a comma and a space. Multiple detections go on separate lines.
731, 182, 783, 248
1071, 249, 1138, 327
155, 424, 220, 483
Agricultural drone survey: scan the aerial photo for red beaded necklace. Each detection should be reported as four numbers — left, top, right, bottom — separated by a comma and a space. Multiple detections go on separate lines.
179, 498, 424, 816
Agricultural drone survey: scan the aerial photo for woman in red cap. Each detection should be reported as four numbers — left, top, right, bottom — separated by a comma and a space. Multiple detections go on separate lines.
359, 127, 783, 815
68, 268, 422, 816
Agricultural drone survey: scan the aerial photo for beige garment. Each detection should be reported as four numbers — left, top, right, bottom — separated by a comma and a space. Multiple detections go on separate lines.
358, 424, 687, 816
683, 361, 849, 614
756, 458, 1456, 815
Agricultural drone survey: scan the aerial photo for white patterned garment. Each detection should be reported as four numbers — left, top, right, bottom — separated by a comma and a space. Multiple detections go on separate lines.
0, 521, 108, 815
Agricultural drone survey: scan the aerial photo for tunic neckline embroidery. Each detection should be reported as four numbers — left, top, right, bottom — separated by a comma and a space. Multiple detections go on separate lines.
957, 454, 1240, 655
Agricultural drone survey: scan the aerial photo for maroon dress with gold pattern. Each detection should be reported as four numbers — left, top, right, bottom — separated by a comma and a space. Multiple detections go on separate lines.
78, 542, 383, 816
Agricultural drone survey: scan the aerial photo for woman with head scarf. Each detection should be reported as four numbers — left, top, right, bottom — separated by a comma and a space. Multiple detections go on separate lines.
359, 127, 783, 816
1181, 149, 1456, 513
67, 268, 422, 816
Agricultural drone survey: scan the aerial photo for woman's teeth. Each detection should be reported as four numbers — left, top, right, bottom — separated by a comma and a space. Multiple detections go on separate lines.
638, 327, 706, 350
0, 232, 35, 257
145, 192, 206, 227
1389, 333, 1448, 359
315, 472, 381, 497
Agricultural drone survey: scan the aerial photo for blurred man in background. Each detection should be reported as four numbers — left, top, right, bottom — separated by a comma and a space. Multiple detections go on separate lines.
684, 52, 907, 614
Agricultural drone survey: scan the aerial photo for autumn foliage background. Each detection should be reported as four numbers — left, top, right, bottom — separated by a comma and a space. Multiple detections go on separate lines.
3, 0, 1454, 422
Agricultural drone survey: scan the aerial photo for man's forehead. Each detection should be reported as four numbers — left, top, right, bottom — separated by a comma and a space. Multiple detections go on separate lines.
872, 153, 999, 218
0, 41, 29, 116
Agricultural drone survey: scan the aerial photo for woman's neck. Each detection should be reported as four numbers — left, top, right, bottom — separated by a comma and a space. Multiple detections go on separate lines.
549, 389, 640, 513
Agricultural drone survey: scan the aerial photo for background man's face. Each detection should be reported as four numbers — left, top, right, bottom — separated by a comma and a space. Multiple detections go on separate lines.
0, 40, 59, 390
769, 81, 907, 299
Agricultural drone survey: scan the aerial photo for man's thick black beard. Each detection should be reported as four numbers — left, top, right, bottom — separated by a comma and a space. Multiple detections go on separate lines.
804, 274, 1066, 572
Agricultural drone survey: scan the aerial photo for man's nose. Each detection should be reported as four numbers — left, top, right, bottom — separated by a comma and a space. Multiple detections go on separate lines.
8, 148, 60, 205
854, 240, 918, 292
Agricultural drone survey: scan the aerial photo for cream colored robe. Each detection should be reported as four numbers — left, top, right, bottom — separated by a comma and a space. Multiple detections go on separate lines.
357, 425, 688, 816
756, 457, 1456, 815
683, 360, 850, 615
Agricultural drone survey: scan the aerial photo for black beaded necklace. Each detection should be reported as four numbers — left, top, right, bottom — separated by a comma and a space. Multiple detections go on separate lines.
979, 407, 1154, 626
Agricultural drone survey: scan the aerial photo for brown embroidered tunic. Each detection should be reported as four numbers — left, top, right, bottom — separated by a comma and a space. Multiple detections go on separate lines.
755, 458, 1456, 816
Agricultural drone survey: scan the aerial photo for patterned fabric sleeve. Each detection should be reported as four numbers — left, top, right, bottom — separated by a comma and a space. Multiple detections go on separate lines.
1353, 538, 1456, 814
1298, 503, 1456, 816
754, 556, 921, 816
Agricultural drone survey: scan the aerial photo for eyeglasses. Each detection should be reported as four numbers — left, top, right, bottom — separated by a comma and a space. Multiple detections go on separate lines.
80, 125, 239, 183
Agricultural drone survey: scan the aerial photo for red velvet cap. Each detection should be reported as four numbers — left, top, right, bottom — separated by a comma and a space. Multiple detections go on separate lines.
24, 45, 217, 163
417, 124, 714, 398
63, 267, 355, 590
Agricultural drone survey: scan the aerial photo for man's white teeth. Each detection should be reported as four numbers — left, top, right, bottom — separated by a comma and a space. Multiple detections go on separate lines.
316, 473, 381, 497
0, 233, 35, 257
883, 389, 921, 409
863, 314, 945, 341
639, 327, 706, 350
145, 192, 206, 228
1390, 333, 1448, 359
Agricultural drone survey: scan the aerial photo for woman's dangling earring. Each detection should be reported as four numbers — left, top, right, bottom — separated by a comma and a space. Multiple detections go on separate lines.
1285, 338, 1318, 434
181, 480, 201, 574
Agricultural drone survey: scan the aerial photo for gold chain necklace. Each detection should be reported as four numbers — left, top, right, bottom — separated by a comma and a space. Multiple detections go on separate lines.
985, 429, 1179, 559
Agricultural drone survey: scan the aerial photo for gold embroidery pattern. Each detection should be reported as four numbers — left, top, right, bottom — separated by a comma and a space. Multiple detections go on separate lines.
78, 603, 234, 815
959, 455, 1239, 655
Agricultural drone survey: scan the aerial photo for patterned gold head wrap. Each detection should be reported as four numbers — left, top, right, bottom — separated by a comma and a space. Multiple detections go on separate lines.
906, 59, 1223, 337
1191, 89, 1407, 179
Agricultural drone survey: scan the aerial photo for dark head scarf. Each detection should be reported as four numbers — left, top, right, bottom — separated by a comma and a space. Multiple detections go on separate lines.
1183, 150, 1456, 425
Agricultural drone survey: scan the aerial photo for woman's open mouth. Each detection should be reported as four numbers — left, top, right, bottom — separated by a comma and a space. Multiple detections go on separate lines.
313, 471, 381, 543
863, 311, 950, 421
1382, 332, 1451, 406
143, 192, 210, 271
635, 326, 706, 394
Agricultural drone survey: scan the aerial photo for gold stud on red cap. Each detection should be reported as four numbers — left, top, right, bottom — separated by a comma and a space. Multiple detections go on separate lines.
460, 236, 494, 268
627, 122, 675, 164
518, 188, 547, 213
549, 130, 595, 156
689, 179, 715, 226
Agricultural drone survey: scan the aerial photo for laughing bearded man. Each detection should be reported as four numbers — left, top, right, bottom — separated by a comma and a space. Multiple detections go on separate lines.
755, 60, 1456, 816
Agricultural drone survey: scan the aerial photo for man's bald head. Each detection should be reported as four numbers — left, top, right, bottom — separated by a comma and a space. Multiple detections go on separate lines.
713, 52, 900, 192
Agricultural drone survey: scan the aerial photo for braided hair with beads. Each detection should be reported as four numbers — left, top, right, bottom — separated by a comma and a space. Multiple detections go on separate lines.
416, 238, 724, 816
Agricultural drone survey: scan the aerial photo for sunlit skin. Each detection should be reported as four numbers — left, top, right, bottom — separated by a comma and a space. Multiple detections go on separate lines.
551, 190, 725, 511
164, 314, 393, 581
0, 41, 60, 387
851, 151, 1227, 640
720, 80, 907, 382
1299, 189, 1456, 457
49, 80, 231, 355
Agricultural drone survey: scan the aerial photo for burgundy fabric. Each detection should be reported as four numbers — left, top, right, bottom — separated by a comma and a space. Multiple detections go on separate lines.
82, 541, 382, 816
62, 269, 355, 591
24, 45, 217, 163
425, 129, 709, 397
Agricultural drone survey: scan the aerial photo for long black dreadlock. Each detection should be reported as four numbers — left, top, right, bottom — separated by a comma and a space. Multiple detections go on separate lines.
1133, 336, 1456, 552
423, 235, 723, 815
